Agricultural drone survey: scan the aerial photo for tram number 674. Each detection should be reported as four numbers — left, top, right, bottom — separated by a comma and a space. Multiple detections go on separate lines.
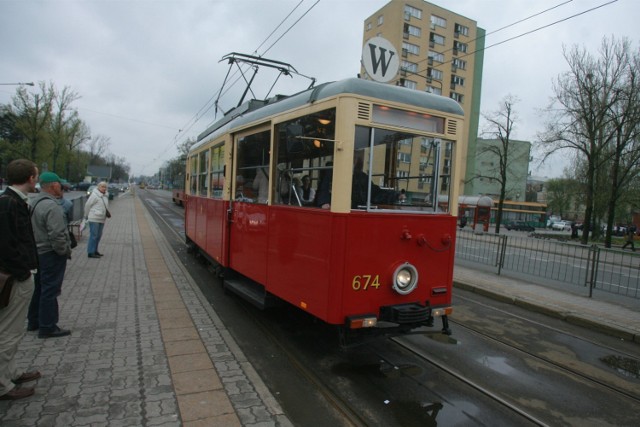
351, 275, 381, 291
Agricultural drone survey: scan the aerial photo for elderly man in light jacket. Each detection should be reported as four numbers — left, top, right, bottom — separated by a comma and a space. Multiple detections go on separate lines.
84, 182, 110, 259
28, 171, 72, 339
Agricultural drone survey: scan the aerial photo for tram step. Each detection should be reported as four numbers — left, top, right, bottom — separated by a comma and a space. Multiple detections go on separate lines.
223, 277, 278, 310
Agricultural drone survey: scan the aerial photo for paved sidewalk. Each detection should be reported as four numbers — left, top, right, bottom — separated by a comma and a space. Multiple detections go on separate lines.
454, 265, 640, 343
1, 191, 639, 425
1, 193, 291, 426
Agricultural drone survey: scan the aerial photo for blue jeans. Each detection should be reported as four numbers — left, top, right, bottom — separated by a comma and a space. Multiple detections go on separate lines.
87, 221, 105, 255
28, 251, 68, 333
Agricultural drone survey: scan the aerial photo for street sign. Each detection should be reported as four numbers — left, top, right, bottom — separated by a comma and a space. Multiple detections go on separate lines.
362, 36, 400, 83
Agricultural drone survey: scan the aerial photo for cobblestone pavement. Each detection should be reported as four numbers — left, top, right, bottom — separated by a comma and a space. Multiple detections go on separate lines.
0, 193, 291, 427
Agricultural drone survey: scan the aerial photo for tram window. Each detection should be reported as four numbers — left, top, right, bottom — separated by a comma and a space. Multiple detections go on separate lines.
209, 145, 224, 199
189, 155, 198, 195
352, 125, 453, 212
235, 130, 270, 203
273, 108, 335, 207
199, 150, 209, 197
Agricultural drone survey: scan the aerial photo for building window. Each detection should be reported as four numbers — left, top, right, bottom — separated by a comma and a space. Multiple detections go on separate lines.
401, 79, 417, 90
452, 58, 467, 70
377, 15, 383, 25
430, 33, 445, 46
453, 41, 468, 53
402, 41, 419, 55
431, 15, 447, 28
451, 75, 465, 87
398, 152, 412, 163
404, 23, 421, 37
428, 50, 444, 63
450, 92, 464, 103
404, 5, 422, 20
455, 23, 469, 36
366, 22, 372, 31
428, 68, 443, 81
401, 60, 418, 73
427, 86, 442, 95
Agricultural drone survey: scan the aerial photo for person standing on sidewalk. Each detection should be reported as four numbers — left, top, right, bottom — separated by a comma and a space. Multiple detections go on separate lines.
84, 181, 109, 258
0, 159, 41, 400
28, 172, 72, 339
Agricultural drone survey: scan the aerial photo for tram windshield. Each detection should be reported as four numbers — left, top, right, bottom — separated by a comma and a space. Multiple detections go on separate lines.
272, 109, 336, 207
353, 126, 453, 212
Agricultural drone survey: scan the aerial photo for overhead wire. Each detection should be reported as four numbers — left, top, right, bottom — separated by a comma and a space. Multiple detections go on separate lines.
399, 0, 619, 87
144, 0, 319, 174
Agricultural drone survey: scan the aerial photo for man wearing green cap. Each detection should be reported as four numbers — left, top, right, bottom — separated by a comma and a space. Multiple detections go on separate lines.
28, 171, 72, 339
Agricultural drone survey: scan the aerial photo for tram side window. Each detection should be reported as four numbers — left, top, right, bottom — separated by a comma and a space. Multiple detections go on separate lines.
199, 150, 209, 197
209, 145, 224, 199
189, 155, 198, 195
235, 130, 271, 203
352, 125, 453, 212
273, 108, 336, 207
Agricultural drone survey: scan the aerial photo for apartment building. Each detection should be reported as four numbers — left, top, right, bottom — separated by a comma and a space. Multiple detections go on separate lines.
362, 0, 485, 198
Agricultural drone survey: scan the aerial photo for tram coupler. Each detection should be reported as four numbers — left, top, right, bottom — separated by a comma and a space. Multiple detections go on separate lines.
441, 315, 452, 335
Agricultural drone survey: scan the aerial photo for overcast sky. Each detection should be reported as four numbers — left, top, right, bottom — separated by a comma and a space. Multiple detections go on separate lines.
1, 0, 637, 179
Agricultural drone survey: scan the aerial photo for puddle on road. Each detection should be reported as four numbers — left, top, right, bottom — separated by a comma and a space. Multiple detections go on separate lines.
475, 355, 520, 377
331, 360, 423, 379
600, 355, 640, 378
425, 333, 459, 345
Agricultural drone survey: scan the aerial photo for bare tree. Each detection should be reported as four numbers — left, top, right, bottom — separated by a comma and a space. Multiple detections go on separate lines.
64, 119, 90, 180
11, 81, 55, 162
539, 38, 625, 244
477, 95, 523, 233
601, 41, 640, 247
87, 134, 111, 163
49, 86, 80, 173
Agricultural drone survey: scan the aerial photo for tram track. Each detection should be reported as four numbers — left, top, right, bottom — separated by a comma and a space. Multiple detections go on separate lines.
389, 336, 551, 427
454, 293, 640, 401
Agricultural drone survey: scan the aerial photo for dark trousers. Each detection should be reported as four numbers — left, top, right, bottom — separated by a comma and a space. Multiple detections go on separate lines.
28, 251, 68, 333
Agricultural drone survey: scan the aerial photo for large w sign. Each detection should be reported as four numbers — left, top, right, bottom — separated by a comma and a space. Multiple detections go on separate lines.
362, 37, 399, 83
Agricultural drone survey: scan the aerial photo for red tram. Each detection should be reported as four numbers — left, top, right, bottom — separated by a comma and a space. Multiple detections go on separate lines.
184, 77, 464, 342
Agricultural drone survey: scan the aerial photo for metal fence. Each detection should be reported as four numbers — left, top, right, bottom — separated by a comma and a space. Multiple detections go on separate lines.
455, 229, 640, 299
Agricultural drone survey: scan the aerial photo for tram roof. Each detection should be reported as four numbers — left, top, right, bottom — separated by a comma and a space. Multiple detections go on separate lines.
195, 78, 464, 145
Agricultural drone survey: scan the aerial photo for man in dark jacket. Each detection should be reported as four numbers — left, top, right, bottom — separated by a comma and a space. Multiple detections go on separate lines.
28, 171, 72, 339
0, 159, 41, 400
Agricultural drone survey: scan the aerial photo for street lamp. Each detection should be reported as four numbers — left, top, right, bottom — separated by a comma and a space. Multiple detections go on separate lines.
0, 82, 34, 86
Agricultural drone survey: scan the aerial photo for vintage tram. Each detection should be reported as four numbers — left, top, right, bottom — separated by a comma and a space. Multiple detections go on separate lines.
184, 77, 464, 342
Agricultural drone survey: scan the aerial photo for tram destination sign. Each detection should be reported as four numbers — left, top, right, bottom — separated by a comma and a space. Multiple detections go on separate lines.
362, 36, 400, 83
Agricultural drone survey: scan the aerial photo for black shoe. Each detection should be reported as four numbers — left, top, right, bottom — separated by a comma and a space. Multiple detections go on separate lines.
27, 325, 39, 331
12, 371, 41, 384
0, 387, 34, 400
88, 253, 100, 258
38, 327, 71, 339
95, 252, 103, 257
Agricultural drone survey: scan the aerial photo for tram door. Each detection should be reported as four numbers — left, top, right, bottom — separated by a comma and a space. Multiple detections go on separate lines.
228, 128, 271, 284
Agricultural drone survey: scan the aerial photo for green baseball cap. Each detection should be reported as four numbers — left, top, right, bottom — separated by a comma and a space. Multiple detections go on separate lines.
39, 171, 62, 184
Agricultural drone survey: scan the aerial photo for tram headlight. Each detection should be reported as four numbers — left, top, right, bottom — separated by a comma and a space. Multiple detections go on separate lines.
392, 263, 418, 295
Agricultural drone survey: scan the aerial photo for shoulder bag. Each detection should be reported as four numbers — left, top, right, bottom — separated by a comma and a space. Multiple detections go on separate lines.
102, 198, 111, 218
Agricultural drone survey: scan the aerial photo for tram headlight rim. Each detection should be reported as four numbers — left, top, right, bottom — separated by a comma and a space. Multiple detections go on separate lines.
392, 262, 419, 295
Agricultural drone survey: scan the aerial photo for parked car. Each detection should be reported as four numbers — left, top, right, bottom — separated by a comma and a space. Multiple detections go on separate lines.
506, 221, 535, 232
552, 220, 571, 231
74, 182, 92, 192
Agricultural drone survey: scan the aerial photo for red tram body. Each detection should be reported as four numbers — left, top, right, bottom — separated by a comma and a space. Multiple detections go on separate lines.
185, 78, 464, 341
172, 188, 185, 206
